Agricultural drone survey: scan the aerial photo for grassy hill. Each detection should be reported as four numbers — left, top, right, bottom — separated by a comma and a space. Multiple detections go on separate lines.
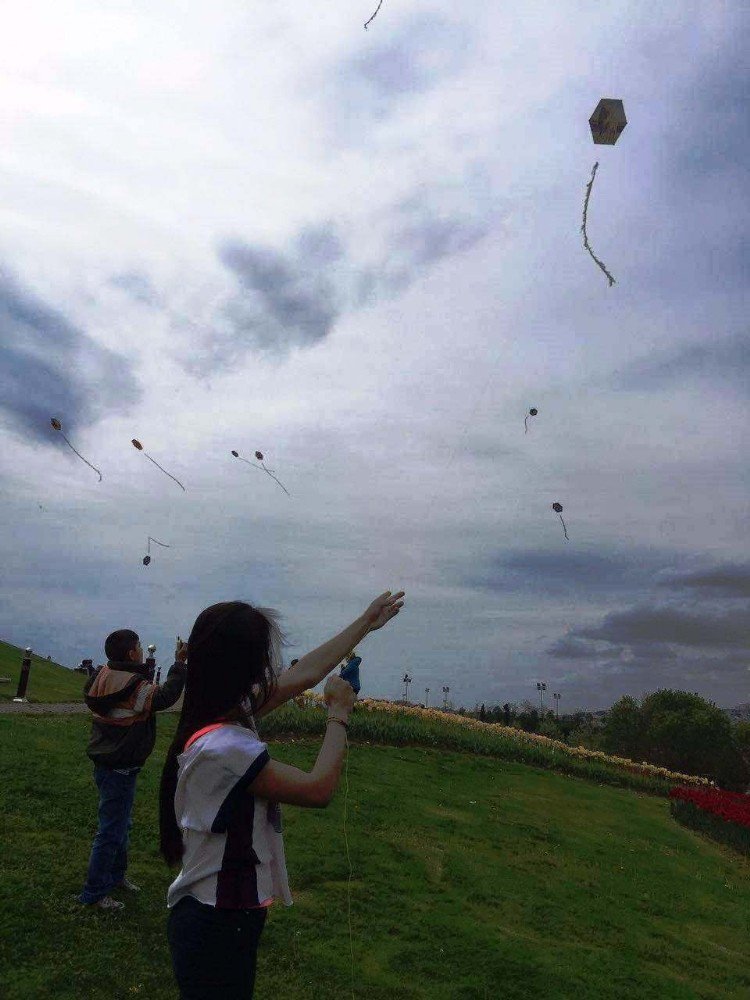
0, 639, 184, 709
0, 638, 87, 702
0, 710, 748, 999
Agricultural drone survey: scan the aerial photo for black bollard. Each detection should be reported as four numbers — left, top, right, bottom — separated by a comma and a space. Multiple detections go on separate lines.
14, 648, 33, 702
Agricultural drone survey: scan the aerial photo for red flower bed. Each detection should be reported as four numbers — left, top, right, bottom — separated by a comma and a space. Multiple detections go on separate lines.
670, 786, 750, 829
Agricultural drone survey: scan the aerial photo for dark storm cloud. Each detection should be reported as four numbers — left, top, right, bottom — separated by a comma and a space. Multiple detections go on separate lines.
0, 267, 141, 444
611, 331, 750, 395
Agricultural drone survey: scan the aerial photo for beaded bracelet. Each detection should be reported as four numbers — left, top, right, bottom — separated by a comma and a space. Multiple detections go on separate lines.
326, 716, 349, 731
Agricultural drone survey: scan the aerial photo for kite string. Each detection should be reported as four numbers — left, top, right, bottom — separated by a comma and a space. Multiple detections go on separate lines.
581, 162, 616, 287
60, 433, 103, 481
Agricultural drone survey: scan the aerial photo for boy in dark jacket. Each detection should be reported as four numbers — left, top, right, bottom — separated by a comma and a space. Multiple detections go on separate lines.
77, 629, 187, 910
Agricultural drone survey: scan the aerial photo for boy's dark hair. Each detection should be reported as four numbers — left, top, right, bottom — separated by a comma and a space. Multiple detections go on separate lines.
158, 601, 289, 868
105, 629, 140, 663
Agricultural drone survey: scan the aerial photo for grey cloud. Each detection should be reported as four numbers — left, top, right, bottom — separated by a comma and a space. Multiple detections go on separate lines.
546, 635, 600, 660
217, 237, 341, 355
656, 562, 750, 598
668, 52, 749, 201
611, 331, 750, 394
575, 604, 750, 651
463, 546, 671, 596
335, 14, 472, 121
356, 175, 497, 305
206, 187, 498, 370
354, 211, 490, 304
109, 271, 163, 307
294, 224, 345, 266
0, 267, 141, 444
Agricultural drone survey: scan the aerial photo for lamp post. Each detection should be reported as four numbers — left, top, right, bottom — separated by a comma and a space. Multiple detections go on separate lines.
425, 687, 430, 708
146, 644, 157, 684
553, 692, 561, 719
402, 673, 412, 703
536, 681, 547, 714
13, 648, 33, 703
442, 686, 450, 710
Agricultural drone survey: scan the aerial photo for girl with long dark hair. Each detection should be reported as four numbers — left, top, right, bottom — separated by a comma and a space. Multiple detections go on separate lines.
160, 590, 405, 999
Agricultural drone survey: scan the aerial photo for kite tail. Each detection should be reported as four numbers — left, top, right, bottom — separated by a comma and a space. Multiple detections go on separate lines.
342, 735, 355, 999
147, 536, 171, 555
262, 465, 290, 497
559, 514, 569, 541
364, 0, 384, 29
524, 416, 529, 434
237, 456, 275, 473
60, 433, 103, 481
145, 454, 186, 492
581, 162, 616, 287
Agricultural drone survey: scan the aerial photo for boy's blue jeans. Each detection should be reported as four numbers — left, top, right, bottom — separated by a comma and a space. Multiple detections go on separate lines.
78, 764, 141, 905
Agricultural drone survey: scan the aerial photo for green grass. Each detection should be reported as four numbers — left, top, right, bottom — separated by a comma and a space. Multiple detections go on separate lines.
1, 712, 749, 999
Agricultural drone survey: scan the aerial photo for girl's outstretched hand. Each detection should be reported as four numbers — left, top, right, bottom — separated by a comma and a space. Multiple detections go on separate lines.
363, 591, 406, 632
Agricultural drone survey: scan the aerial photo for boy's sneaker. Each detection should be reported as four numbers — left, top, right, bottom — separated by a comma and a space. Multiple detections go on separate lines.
91, 896, 124, 910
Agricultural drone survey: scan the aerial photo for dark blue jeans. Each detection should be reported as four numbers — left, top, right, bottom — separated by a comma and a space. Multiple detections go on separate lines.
167, 895, 268, 999
78, 764, 141, 904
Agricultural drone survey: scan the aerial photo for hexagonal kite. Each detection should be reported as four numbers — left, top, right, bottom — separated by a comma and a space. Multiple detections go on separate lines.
589, 98, 627, 146
581, 98, 627, 287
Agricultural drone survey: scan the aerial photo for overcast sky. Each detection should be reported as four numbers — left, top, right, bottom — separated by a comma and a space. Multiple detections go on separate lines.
1, 1, 748, 713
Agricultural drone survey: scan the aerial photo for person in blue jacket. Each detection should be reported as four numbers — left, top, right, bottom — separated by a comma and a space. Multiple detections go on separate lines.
77, 630, 187, 910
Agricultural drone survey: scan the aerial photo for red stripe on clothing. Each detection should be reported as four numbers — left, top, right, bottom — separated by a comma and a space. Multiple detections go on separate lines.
184, 722, 230, 753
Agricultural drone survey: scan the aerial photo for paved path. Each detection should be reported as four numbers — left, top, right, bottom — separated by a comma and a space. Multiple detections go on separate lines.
0, 702, 180, 714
